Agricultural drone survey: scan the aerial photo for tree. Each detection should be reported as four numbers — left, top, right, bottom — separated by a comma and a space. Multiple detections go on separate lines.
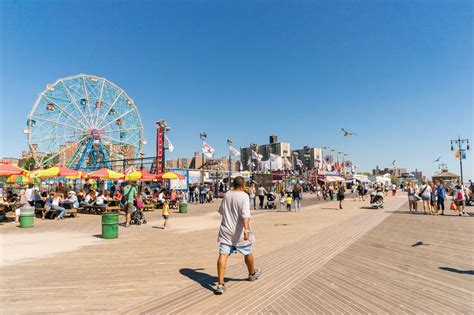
19, 157, 35, 170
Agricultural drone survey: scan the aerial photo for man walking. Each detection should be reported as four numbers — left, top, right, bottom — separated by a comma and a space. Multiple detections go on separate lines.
257, 184, 267, 209
215, 176, 262, 295
123, 181, 138, 227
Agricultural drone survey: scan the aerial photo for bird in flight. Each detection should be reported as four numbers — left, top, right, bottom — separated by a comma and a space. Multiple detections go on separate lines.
433, 156, 441, 163
391, 160, 396, 166
341, 128, 358, 136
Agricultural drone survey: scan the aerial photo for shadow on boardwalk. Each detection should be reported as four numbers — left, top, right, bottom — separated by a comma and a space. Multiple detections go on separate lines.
179, 268, 247, 292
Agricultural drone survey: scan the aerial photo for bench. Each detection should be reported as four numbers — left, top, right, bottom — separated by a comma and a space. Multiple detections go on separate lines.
142, 204, 155, 212
34, 206, 77, 219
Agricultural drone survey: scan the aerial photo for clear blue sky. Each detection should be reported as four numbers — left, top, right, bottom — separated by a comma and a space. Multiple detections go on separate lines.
1, 0, 472, 179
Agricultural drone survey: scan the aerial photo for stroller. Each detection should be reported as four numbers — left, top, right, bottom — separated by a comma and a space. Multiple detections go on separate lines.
130, 205, 147, 225
370, 191, 384, 209
265, 193, 277, 209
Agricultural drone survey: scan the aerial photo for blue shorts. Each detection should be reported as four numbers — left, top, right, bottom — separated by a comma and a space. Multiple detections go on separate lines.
219, 243, 253, 256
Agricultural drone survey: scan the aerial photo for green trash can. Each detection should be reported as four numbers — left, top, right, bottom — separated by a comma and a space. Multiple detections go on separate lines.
102, 213, 119, 239
20, 213, 35, 228
179, 202, 188, 214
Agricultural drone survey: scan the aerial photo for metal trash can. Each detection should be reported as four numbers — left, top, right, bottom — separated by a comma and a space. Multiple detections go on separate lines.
179, 202, 188, 214
102, 213, 119, 239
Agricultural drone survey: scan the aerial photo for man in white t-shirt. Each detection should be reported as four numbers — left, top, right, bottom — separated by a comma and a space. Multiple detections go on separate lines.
25, 184, 35, 206
215, 176, 262, 295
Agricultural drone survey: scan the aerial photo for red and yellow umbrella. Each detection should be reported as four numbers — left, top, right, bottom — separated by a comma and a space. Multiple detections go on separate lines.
125, 170, 157, 181
156, 171, 185, 180
34, 166, 80, 178
0, 163, 27, 176
88, 168, 124, 180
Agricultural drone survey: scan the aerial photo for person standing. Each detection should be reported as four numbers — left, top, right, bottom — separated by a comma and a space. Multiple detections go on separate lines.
391, 183, 397, 196
257, 184, 267, 209
199, 185, 206, 204
215, 176, 262, 295
436, 182, 446, 215
162, 199, 172, 229
419, 180, 432, 215
285, 193, 293, 211
337, 184, 345, 209
248, 184, 256, 210
123, 181, 138, 227
25, 184, 35, 206
292, 185, 302, 211
328, 184, 335, 201
407, 182, 418, 213
453, 184, 466, 216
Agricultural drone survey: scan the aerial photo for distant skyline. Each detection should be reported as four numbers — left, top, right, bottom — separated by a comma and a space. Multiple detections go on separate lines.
0, 0, 472, 179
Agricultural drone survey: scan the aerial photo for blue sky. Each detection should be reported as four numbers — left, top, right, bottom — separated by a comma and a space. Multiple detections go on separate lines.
1, 0, 472, 179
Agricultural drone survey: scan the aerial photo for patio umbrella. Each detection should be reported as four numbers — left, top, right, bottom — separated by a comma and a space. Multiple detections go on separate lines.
88, 168, 124, 180
156, 171, 185, 180
0, 163, 27, 176
124, 166, 139, 174
34, 166, 79, 178
125, 170, 157, 181
7, 174, 40, 184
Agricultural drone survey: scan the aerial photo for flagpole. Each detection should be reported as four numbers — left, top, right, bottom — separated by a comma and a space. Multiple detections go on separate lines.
227, 138, 232, 191
200, 132, 207, 185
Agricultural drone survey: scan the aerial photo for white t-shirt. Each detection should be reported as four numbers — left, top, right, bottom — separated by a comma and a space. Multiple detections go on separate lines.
420, 185, 432, 198
392, 184, 397, 191
25, 188, 34, 201
96, 195, 105, 205
218, 190, 255, 246
52, 197, 61, 206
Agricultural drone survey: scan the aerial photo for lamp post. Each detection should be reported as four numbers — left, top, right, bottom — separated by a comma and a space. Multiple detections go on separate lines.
200, 132, 207, 184
450, 136, 470, 184
227, 138, 232, 191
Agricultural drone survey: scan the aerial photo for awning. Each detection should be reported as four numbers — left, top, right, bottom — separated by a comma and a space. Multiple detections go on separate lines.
326, 176, 345, 182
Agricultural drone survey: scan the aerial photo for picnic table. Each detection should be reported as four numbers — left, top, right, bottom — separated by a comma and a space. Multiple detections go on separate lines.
82, 200, 121, 214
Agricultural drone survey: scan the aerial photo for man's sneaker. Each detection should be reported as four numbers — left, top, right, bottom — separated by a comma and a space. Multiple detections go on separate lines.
214, 283, 226, 295
248, 267, 262, 281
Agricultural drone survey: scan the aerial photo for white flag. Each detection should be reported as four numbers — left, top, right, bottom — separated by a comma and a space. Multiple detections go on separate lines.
201, 141, 215, 158
297, 159, 303, 167
251, 150, 262, 161
269, 153, 280, 161
164, 135, 174, 152
229, 146, 241, 157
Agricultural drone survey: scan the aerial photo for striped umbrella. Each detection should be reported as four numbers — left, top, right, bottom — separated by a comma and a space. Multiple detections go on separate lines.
88, 168, 124, 180
0, 163, 27, 176
7, 175, 40, 184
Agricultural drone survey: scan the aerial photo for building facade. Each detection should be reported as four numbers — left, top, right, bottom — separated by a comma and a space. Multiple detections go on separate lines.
240, 135, 291, 171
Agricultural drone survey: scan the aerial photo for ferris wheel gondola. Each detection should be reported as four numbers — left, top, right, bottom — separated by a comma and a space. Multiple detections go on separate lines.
25, 74, 145, 170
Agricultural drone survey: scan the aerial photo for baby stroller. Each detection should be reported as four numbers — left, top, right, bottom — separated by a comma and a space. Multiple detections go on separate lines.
370, 191, 384, 209
130, 205, 147, 225
265, 193, 277, 209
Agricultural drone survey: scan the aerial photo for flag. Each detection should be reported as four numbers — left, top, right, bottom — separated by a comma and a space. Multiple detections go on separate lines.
455, 149, 460, 160
297, 159, 303, 167
461, 149, 467, 160
201, 141, 215, 158
269, 153, 280, 161
164, 135, 174, 152
251, 150, 262, 161
229, 146, 241, 157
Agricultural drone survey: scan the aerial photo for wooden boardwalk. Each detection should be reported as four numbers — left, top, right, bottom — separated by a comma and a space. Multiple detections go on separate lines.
123, 206, 473, 314
1, 195, 473, 314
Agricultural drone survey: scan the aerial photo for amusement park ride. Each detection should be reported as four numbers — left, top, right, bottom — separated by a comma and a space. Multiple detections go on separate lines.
24, 74, 146, 171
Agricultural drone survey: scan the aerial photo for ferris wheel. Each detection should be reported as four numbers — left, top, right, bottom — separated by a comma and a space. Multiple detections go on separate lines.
24, 74, 145, 170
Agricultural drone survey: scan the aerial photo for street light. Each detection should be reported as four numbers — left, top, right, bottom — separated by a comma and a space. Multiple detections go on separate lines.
227, 138, 232, 190
200, 132, 207, 184
450, 136, 470, 184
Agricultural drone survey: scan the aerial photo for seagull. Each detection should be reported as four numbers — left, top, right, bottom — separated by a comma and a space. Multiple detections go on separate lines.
341, 128, 358, 136
433, 156, 441, 163
412, 241, 429, 247
391, 160, 396, 166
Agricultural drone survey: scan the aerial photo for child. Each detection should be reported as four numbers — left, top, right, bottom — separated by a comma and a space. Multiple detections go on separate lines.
162, 199, 172, 229
279, 194, 285, 209
285, 194, 293, 212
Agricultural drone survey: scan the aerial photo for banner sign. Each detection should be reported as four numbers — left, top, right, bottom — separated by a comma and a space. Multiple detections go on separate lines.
156, 127, 163, 175
169, 168, 188, 190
